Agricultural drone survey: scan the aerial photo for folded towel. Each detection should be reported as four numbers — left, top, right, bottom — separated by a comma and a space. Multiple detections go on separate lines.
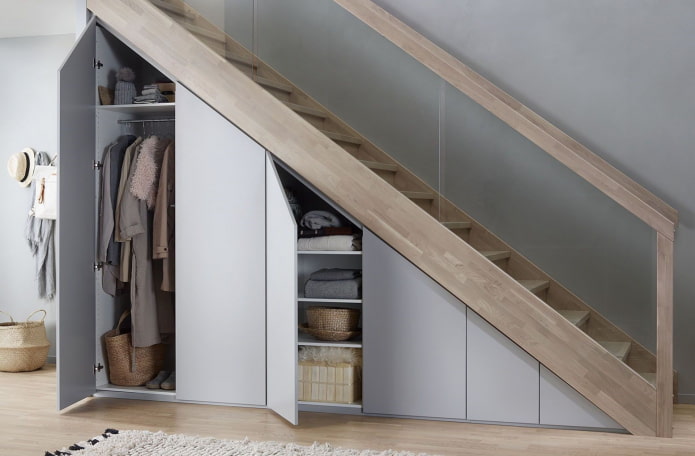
309, 268, 362, 281
300, 210, 342, 229
297, 235, 361, 251
305, 278, 362, 299
298, 226, 355, 238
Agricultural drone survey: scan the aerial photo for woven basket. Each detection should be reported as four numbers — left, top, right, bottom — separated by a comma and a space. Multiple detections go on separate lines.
103, 311, 165, 386
306, 307, 360, 332
0, 310, 50, 372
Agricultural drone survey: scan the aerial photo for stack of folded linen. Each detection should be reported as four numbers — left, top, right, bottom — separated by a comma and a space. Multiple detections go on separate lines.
297, 210, 361, 251
304, 268, 362, 299
133, 84, 169, 104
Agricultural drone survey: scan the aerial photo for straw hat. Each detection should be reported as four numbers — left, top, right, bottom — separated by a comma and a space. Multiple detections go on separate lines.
7, 148, 36, 187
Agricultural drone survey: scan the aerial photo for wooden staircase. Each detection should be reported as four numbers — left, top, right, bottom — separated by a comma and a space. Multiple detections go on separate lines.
88, 0, 677, 436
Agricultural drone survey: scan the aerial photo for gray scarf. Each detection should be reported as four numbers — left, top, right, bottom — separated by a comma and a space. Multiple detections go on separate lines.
25, 151, 56, 300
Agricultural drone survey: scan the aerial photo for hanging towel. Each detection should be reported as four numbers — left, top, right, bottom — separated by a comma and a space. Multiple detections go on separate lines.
300, 210, 343, 230
25, 151, 55, 300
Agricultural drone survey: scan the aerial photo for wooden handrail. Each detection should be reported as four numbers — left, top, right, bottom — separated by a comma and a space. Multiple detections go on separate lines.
334, 0, 678, 240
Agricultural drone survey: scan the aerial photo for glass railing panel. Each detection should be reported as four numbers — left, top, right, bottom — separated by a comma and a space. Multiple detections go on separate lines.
442, 81, 656, 352
254, 0, 442, 193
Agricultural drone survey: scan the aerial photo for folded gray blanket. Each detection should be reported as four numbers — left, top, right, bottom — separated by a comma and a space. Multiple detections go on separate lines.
300, 210, 342, 229
305, 278, 362, 299
309, 268, 362, 281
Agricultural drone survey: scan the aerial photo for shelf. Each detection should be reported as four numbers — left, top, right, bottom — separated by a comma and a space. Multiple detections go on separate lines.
96, 383, 176, 396
298, 400, 362, 409
97, 103, 175, 114
298, 250, 362, 255
298, 296, 362, 304
298, 332, 362, 348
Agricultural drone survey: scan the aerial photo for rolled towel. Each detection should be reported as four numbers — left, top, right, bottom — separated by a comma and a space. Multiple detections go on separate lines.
305, 278, 362, 299
309, 268, 362, 281
300, 210, 342, 229
297, 235, 360, 251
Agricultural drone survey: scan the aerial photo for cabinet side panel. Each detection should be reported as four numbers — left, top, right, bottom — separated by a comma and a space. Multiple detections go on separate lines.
176, 86, 266, 405
363, 230, 467, 420
57, 17, 97, 410
266, 155, 298, 425
467, 311, 540, 424
540, 365, 621, 429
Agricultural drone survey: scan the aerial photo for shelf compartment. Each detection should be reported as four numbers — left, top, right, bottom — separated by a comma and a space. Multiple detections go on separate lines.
298, 295, 362, 304
96, 103, 175, 114
298, 332, 362, 348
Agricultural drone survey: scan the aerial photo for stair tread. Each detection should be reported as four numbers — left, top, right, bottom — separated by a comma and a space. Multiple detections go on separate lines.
284, 102, 327, 118
401, 191, 435, 200
557, 310, 590, 327
321, 130, 363, 145
151, 0, 195, 18
480, 250, 511, 262
182, 22, 226, 43
598, 341, 631, 362
442, 221, 472, 230
255, 76, 293, 94
360, 160, 398, 173
641, 372, 656, 386
226, 51, 258, 68
518, 279, 550, 294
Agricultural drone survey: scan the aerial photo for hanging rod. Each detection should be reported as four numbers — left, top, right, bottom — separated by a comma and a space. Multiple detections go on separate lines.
118, 118, 175, 124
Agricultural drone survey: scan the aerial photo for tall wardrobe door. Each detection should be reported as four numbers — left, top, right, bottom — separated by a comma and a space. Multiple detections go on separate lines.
266, 155, 298, 425
57, 17, 97, 410
176, 86, 266, 405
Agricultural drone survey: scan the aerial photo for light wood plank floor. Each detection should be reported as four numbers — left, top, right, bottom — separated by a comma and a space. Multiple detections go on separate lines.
3, 365, 695, 455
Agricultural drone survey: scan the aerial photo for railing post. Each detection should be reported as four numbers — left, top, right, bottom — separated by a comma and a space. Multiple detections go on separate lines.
656, 232, 674, 437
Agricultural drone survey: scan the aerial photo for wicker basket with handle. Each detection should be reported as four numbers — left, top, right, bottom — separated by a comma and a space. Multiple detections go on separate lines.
306, 307, 360, 332
0, 310, 51, 372
103, 310, 165, 386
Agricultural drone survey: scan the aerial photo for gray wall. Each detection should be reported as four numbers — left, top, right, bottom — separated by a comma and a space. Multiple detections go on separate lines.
0, 34, 75, 360
216, 0, 695, 401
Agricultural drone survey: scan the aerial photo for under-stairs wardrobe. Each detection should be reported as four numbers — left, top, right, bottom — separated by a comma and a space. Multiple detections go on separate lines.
58, 15, 623, 432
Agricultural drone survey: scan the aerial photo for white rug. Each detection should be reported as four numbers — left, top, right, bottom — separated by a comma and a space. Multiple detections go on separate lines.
45, 429, 437, 456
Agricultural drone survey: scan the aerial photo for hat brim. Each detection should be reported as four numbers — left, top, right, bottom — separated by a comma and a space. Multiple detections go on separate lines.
18, 148, 36, 187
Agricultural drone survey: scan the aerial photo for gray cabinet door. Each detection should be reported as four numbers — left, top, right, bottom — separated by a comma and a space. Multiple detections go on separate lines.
266, 155, 298, 425
57, 17, 97, 410
467, 311, 539, 424
176, 86, 266, 406
363, 230, 467, 420
540, 366, 620, 429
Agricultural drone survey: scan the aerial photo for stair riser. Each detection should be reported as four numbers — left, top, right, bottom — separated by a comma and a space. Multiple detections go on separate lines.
370, 168, 396, 186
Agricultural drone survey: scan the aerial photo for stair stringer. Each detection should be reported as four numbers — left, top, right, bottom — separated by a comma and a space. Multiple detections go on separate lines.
87, 0, 657, 436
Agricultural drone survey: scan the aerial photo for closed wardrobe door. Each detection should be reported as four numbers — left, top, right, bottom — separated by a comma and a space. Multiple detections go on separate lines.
176, 86, 266, 405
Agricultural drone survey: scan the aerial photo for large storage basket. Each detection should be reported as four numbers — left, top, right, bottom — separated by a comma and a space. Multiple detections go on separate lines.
103, 310, 165, 386
0, 310, 50, 372
306, 307, 360, 332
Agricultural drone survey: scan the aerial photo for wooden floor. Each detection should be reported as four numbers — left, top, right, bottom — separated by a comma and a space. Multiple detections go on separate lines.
3, 365, 695, 455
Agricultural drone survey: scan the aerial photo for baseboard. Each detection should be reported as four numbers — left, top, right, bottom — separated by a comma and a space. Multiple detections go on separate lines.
677, 394, 695, 405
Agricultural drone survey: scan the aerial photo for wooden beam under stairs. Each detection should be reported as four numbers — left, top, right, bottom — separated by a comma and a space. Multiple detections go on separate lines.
92, 0, 660, 435
599, 341, 632, 363
518, 279, 550, 295
558, 310, 590, 328
284, 102, 327, 119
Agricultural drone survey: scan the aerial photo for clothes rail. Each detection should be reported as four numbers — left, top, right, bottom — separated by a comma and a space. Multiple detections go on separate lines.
117, 118, 175, 124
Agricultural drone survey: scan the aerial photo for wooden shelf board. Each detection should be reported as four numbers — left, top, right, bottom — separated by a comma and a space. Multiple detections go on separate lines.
297, 250, 362, 255
97, 103, 175, 114
298, 333, 362, 348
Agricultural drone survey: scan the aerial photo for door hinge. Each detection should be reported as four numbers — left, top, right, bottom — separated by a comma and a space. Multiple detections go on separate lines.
93, 160, 103, 170
93, 363, 104, 374
93, 58, 103, 69
93, 262, 103, 271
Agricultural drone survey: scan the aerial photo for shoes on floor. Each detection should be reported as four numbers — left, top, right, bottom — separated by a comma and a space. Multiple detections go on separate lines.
161, 371, 176, 390
146, 370, 170, 389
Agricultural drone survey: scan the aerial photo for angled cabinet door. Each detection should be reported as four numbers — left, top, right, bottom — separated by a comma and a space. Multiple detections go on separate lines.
57, 17, 97, 410
176, 86, 266, 406
266, 155, 298, 425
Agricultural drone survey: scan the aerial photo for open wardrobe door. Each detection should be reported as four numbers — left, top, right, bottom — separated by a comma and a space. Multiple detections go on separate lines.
56, 17, 97, 410
266, 154, 299, 425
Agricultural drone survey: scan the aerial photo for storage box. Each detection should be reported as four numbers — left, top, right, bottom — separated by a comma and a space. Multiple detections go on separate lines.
298, 361, 361, 404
